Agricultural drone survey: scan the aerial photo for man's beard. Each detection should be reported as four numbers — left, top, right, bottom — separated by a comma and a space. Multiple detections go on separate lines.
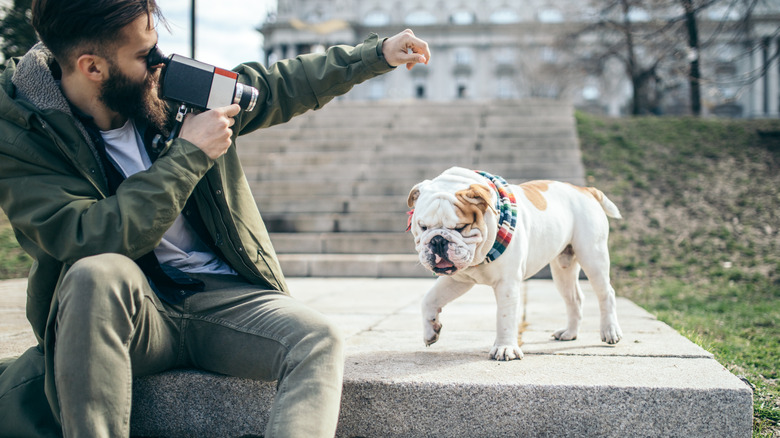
99, 63, 170, 134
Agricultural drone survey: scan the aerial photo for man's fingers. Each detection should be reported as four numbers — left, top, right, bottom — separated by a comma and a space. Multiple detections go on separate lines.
220, 104, 241, 118
399, 30, 430, 69
214, 104, 239, 128
405, 54, 429, 70
179, 104, 240, 160
383, 29, 431, 69
404, 31, 431, 64
401, 47, 429, 70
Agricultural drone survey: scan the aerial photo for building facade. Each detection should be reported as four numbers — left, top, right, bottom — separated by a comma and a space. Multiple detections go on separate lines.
260, 0, 780, 117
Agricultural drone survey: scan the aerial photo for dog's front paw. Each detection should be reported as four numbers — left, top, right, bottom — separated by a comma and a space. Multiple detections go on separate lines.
601, 323, 623, 344
489, 344, 524, 361
423, 317, 442, 346
553, 328, 578, 341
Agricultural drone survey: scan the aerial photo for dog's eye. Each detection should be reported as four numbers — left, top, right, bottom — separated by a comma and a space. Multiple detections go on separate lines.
420, 226, 428, 231
455, 225, 467, 232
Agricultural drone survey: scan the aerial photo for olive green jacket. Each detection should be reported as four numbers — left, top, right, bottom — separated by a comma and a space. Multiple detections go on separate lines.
0, 34, 393, 437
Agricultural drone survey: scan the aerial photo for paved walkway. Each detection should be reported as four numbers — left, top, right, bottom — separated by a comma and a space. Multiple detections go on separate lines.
0, 277, 752, 437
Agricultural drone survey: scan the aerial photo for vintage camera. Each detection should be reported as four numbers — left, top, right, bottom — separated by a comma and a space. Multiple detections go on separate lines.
147, 46, 258, 112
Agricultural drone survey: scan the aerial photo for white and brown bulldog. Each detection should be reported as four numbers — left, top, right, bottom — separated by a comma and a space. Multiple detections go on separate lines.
407, 167, 623, 361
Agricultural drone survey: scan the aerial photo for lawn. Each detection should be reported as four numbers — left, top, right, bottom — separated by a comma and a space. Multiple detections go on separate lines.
0, 212, 31, 279
576, 112, 780, 436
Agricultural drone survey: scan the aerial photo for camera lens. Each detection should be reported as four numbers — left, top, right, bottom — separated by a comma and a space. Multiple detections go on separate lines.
233, 83, 259, 112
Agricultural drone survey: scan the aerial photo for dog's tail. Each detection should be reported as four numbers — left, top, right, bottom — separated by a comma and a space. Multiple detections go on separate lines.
583, 187, 622, 219
600, 194, 622, 219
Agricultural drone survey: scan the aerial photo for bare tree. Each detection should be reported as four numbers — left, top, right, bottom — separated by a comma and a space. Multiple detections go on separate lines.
682, 0, 704, 114
563, 0, 777, 116
677, 0, 760, 115
0, 0, 36, 64
563, 0, 681, 115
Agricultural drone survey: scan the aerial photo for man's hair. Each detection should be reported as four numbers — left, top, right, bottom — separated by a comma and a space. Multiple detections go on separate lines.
31, 0, 164, 69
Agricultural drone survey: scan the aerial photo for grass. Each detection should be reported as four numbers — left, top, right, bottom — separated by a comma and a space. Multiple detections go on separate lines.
576, 112, 780, 436
0, 113, 777, 434
0, 213, 32, 279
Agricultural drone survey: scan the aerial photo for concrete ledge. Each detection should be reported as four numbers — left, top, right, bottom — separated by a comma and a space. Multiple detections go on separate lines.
132, 362, 751, 438
2, 278, 753, 437
340, 381, 750, 438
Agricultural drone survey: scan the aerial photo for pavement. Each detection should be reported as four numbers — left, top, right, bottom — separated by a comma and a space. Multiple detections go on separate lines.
0, 277, 753, 437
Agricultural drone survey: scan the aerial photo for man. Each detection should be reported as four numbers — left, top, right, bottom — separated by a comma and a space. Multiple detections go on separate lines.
0, 0, 430, 436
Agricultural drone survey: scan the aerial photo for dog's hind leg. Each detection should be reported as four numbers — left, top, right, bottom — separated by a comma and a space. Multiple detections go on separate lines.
551, 245, 584, 341
576, 243, 623, 344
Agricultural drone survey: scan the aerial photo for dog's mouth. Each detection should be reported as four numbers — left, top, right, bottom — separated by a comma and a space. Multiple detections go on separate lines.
432, 255, 457, 275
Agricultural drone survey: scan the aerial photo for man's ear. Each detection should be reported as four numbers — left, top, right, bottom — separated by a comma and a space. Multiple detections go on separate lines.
455, 184, 496, 214
75, 54, 108, 82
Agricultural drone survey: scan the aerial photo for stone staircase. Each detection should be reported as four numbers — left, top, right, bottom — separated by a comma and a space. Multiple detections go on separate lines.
236, 99, 585, 277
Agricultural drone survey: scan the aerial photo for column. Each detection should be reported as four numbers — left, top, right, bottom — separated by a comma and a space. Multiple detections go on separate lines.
751, 39, 765, 117
767, 37, 779, 116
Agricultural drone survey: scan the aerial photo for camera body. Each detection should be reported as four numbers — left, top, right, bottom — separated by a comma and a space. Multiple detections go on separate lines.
148, 47, 258, 112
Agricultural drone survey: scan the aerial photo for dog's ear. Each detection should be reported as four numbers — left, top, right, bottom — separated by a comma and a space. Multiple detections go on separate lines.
407, 184, 422, 208
456, 184, 496, 214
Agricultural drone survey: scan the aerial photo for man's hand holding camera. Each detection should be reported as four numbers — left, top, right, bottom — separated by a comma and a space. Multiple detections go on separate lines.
179, 104, 240, 160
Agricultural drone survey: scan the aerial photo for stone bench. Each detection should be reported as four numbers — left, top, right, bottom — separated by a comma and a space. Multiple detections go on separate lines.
1, 277, 753, 437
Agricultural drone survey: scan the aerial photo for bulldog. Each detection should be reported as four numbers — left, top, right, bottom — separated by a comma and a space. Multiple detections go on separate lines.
407, 167, 623, 361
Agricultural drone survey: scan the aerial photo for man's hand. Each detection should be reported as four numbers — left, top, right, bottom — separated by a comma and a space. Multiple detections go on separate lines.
382, 29, 431, 70
179, 104, 241, 160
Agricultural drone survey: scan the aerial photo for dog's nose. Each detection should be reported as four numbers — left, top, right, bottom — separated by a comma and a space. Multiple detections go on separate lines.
431, 235, 448, 254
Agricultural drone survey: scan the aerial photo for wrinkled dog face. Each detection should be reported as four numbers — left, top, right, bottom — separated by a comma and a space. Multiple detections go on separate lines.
407, 181, 495, 275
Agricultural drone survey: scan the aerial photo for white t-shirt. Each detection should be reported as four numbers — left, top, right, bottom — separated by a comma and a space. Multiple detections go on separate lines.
100, 120, 237, 275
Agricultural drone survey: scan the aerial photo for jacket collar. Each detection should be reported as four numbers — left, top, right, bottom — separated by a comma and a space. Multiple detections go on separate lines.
11, 42, 72, 115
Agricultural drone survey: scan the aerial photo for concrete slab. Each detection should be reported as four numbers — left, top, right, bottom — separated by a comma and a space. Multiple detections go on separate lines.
0, 278, 752, 437
0, 278, 35, 358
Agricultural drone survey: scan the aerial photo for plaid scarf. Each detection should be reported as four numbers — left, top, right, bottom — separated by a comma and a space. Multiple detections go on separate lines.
476, 170, 517, 263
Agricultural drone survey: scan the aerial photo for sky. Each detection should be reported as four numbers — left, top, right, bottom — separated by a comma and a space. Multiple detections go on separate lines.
156, 0, 276, 69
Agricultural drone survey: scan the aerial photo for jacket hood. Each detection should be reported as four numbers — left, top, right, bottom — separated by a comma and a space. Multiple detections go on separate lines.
2, 43, 98, 166
11, 42, 72, 115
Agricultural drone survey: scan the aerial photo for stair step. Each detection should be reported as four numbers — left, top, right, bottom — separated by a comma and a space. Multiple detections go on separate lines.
245, 163, 584, 183
257, 197, 408, 215
277, 253, 431, 277
239, 125, 577, 145
249, 173, 586, 202
270, 232, 414, 254
276, 252, 555, 279
263, 213, 405, 233
250, 180, 413, 197
239, 147, 581, 167
238, 135, 580, 154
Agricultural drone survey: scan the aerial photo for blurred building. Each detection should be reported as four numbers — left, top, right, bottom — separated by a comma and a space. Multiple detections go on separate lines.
261, 0, 780, 118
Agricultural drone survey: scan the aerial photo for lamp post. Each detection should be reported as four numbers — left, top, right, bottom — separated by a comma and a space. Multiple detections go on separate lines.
190, 0, 196, 58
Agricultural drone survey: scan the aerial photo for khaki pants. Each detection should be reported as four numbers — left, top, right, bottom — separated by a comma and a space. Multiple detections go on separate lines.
53, 253, 344, 438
